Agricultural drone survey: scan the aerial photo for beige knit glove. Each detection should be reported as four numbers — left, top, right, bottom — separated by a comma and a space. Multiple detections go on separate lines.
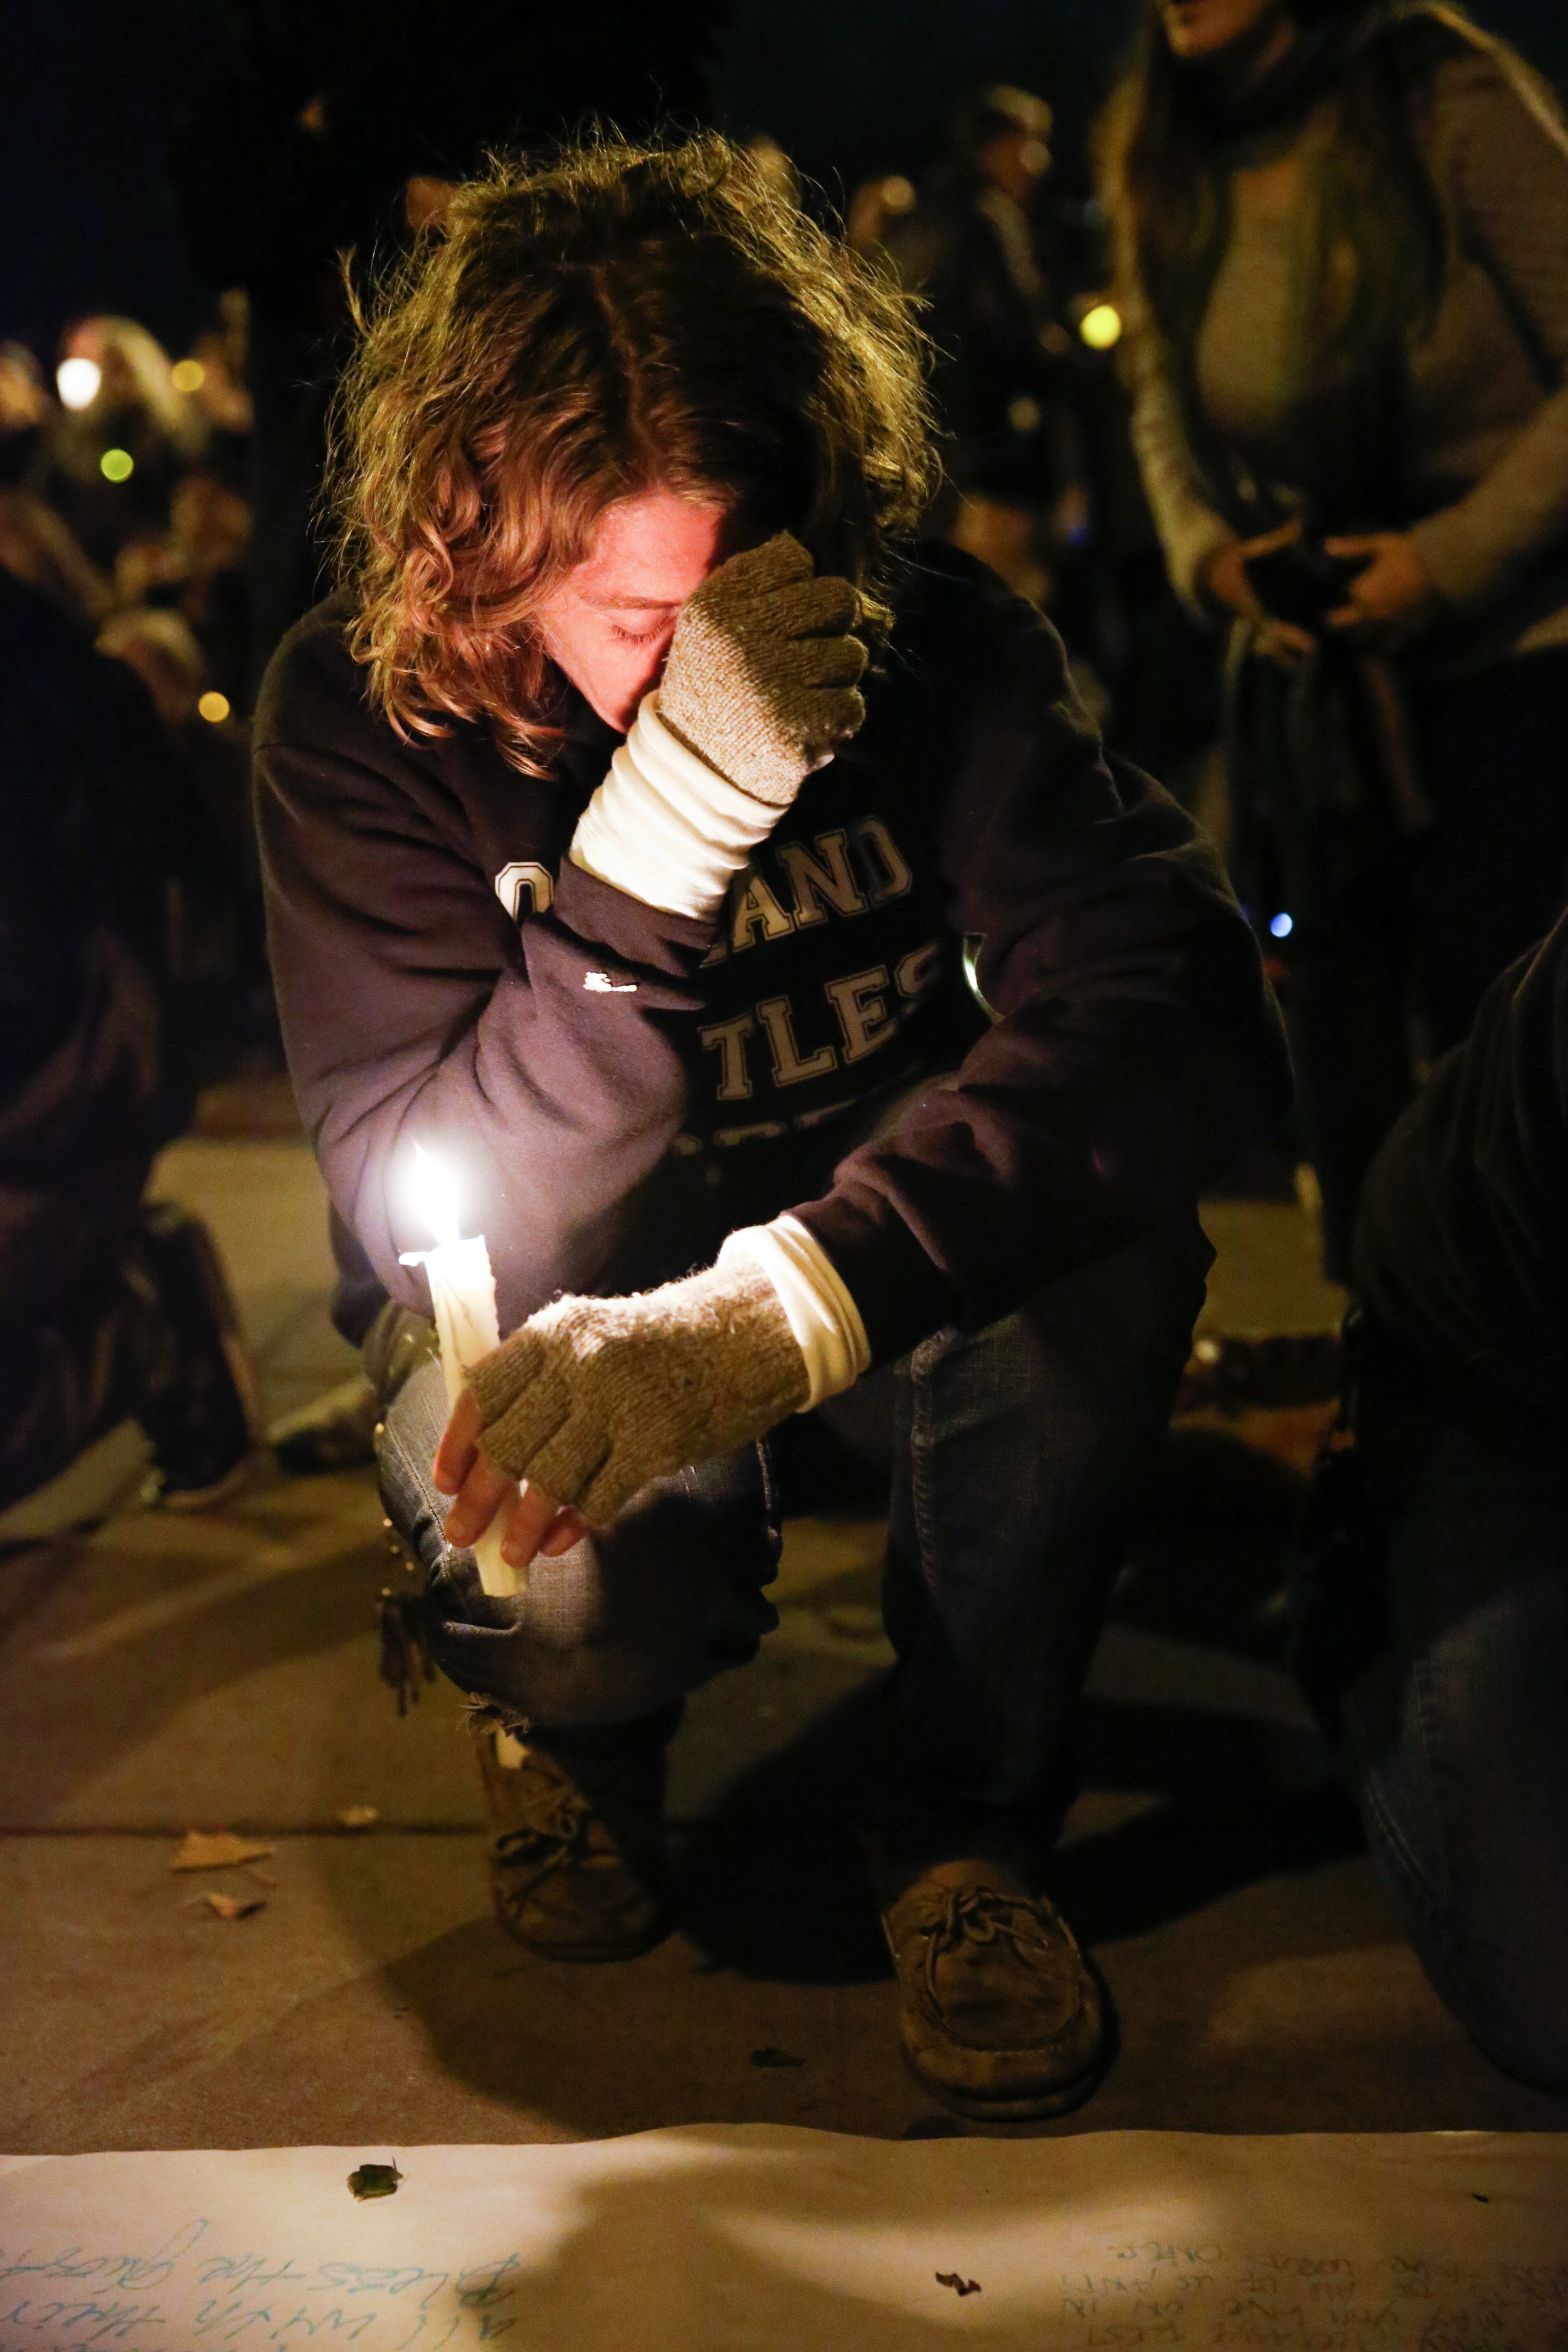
462, 1258, 809, 1525
656, 532, 869, 805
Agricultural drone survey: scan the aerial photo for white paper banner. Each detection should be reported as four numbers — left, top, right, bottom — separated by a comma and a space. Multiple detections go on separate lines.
1, 2125, 1564, 2350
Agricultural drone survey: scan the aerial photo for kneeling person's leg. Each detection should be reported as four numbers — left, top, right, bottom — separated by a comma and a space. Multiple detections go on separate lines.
874, 1210, 1211, 2122
377, 1350, 781, 1957
1340, 1412, 1568, 2093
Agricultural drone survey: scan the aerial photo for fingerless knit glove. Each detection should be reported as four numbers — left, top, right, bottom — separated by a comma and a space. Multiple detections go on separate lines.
463, 1256, 810, 1525
656, 531, 869, 805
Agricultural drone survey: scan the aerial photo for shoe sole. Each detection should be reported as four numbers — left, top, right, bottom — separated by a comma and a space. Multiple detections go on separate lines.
899, 2042, 1110, 2124
492, 1904, 672, 1964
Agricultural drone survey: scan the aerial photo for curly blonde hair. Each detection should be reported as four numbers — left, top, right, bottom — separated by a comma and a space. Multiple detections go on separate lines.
329, 131, 937, 773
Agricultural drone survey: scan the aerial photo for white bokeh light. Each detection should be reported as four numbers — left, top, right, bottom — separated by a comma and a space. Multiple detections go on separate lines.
56, 356, 102, 410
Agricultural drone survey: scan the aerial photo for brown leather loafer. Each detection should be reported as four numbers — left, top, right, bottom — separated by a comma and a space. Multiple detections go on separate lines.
472, 1724, 669, 1962
881, 1857, 1111, 2121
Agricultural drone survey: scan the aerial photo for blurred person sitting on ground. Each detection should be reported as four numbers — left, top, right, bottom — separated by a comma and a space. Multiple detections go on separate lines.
0, 341, 112, 628
169, 467, 255, 713
882, 85, 1085, 606
1294, 902, 1568, 2092
180, 290, 255, 493
254, 131, 1288, 2125
43, 317, 206, 573
1100, 0, 1568, 1280
95, 603, 272, 1081
0, 569, 260, 1519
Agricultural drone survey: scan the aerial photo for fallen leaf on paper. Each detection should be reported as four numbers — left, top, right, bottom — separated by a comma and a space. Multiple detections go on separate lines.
337, 1806, 378, 1830
936, 2272, 981, 2297
171, 1830, 274, 1872
347, 2162, 402, 2200
189, 1889, 265, 1920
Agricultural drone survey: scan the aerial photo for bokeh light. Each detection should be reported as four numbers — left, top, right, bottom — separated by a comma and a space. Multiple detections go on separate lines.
100, 447, 134, 482
1078, 302, 1123, 352
1269, 912, 1293, 940
171, 358, 206, 393
198, 691, 231, 725
56, 356, 101, 409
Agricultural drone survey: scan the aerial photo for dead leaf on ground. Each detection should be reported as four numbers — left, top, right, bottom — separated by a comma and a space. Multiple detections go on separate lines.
337, 1805, 379, 1830
188, 1888, 266, 1920
171, 1830, 274, 1872
936, 2272, 982, 2297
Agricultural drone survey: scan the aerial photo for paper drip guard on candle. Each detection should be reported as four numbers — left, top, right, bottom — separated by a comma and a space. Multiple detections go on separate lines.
399, 1144, 525, 1599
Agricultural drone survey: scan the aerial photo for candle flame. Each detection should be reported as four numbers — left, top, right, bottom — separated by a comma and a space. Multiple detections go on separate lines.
410, 1141, 464, 1249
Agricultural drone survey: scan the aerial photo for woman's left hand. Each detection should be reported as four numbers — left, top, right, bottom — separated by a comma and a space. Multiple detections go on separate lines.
1323, 532, 1441, 645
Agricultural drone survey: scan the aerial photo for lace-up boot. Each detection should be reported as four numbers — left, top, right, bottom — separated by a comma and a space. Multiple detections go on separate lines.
879, 1857, 1110, 2121
472, 1714, 672, 1962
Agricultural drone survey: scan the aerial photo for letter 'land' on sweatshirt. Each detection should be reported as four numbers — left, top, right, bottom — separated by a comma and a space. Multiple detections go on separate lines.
731, 868, 796, 952
776, 830, 868, 927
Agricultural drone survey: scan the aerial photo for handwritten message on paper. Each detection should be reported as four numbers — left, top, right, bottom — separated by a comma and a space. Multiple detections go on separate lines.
1053, 2238, 1568, 2348
0, 2229, 524, 2349
1, 2127, 1564, 2350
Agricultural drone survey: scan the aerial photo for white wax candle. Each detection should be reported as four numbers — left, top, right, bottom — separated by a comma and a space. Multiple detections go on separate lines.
418, 1234, 524, 1600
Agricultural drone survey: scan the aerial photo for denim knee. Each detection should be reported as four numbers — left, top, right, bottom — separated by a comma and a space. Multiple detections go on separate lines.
1394, 1879, 1568, 2096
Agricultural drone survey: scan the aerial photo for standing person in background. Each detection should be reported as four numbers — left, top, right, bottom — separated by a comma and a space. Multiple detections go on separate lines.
1099, 0, 1568, 1278
883, 85, 1084, 607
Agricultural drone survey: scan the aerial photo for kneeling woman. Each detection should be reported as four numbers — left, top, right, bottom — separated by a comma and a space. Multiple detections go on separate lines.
255, 132, 1288, 2122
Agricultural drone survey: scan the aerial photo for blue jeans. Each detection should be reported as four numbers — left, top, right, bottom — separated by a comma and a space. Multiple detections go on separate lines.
378, 1210, 1210, 1839
1331, 1328, 1568, 2092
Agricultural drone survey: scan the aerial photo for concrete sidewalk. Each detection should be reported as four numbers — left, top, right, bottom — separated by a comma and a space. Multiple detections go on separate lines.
2, 1134, 1564, 2153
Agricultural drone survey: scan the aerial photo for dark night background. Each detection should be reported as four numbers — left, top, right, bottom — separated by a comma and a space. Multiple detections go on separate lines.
2, 0, 1565, 359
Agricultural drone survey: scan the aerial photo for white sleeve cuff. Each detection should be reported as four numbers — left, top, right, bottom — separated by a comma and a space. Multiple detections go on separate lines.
568, 693, 776, 921
719, 1213, 872, 1411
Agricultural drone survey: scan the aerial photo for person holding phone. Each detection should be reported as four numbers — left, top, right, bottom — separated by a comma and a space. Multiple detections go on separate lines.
1099, 0, 1568, 1275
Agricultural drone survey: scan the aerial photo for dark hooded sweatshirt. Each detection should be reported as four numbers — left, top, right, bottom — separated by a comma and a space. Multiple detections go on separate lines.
254, 546, 1290, 1360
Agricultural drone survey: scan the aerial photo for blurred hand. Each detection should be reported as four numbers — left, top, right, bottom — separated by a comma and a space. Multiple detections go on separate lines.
1199, 522, 1318, 669
433, 1389, 592, 1574
1323, 531, 1440, 645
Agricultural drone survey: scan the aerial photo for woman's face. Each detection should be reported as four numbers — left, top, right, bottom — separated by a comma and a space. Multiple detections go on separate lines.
1156, 0, 1294, 64
534, 486, 736, 733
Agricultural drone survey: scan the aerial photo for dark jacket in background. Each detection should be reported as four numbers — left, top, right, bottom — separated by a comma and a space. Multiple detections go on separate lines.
1353, 903, 1568, 1451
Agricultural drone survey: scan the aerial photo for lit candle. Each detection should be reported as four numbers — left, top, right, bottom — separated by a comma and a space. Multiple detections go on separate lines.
400, 1144, 524, 1598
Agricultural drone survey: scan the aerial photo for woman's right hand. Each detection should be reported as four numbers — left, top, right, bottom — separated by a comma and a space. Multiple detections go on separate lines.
656, 532, 868, 807
1199, 522, 1318, 668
